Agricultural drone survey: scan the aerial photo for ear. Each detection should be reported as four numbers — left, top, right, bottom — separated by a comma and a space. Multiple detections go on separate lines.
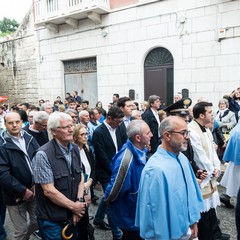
199, 113, 205, 119
135, 134, 141, 143
163, 131, 171, 141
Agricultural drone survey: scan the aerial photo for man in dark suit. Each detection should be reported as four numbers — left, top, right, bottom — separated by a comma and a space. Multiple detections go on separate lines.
142, 95, 161, 155
92, 106, 124, 240
117, 96, 133, 144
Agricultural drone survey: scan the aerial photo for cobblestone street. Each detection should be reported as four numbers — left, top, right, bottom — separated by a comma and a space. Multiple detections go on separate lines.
3, 185, 237, 240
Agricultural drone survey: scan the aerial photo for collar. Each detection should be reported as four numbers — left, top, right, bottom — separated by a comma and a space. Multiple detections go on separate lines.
5, 129, 24, 140
194, 120, 206, 132
104, 120, 116, 131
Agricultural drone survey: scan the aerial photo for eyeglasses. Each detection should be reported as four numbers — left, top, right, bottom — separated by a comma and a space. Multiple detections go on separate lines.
168, 130, 190, 137
38, 122, 47, 128
57, 125, 73, 130
113, 119, 123, 125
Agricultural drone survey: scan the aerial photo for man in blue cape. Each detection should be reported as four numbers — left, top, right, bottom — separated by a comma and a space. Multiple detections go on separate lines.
135, 116, 204, 239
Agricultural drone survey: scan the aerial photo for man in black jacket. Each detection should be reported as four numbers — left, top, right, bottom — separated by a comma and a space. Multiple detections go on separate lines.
0, 112, 39, 240
142, 95, 161, 155
92, 106, 124, 240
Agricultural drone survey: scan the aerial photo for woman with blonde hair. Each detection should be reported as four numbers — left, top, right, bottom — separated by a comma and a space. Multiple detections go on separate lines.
73, 124, 95, 240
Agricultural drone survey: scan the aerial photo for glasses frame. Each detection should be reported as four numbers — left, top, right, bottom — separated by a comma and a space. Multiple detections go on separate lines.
168, 130, 190, 137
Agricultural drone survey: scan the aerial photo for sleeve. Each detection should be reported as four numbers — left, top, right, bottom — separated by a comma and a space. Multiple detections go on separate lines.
92, 130, 112, 175
226, 112, 237, 130
0, 150, 26, 196
32, 150, 54, 184
104, 151, 125, 202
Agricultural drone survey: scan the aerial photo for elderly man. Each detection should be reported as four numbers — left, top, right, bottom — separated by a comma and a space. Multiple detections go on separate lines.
136, 116, 204, 240
65, 109, 79, 125
0, 112, 39, 240
32, 112, 86, 239
23, 111, 49, 146
40, 102, 53, 115
105, 120, 152, 240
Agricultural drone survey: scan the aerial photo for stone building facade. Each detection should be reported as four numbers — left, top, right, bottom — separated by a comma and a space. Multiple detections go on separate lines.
0, 0, 240, 109
0, 9, 38, 105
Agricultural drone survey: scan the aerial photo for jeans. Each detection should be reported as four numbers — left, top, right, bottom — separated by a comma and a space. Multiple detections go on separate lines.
94, 182, 122, 239
7, 198, 38, 240
38, 219, 77, 240
0, 188, 6, 240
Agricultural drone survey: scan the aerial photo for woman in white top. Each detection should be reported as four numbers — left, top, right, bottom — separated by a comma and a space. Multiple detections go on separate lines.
73, 124, 95, 240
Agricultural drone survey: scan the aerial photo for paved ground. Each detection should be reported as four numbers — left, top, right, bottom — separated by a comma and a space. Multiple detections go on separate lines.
3, 184, 237, 240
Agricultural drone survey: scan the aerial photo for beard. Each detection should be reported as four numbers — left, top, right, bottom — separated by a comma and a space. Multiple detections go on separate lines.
169, 140, 188, 153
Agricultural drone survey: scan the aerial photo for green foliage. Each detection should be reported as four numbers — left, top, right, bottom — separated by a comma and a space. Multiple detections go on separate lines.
0, 17, 19, 34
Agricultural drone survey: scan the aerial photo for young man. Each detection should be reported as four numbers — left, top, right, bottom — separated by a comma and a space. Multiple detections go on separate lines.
188, 101, 230, 240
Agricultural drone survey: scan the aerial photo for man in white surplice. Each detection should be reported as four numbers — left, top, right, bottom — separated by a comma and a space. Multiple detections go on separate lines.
188, 101, 230, 240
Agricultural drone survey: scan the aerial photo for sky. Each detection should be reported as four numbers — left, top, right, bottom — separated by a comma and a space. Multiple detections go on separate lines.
0, 0, 32, 23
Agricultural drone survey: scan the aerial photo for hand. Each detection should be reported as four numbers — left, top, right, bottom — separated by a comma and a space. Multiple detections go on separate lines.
72, 214, 81, 225
196, 170, 208, 180
190, 222, 198, 239
84, 194, 91, 207
213, 169, 219, 178
71, 201, 86, 217
23, 188, 34, 201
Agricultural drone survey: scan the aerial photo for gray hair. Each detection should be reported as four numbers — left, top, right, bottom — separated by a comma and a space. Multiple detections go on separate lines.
47, 112, 72, 131
65, 109, 78, 115
33, 111, 49, 124
159, 116, 175, 138
218, 98, 229, 108
126, 120, 147, 141
79, 110, 89, 119
148, 95, 160, 105
131, 110, 142, 119
40, 102, 52, 111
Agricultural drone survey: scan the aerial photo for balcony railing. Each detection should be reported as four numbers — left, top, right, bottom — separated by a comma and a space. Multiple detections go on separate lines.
34, 0, 110, 27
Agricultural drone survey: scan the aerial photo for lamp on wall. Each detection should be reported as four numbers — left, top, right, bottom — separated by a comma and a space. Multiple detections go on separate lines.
101, 29, 108, 37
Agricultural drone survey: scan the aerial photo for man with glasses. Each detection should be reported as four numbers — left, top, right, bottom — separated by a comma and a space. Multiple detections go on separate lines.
23, 111, 49, 146
32, 112, 86, 239
0, 112, 39, 240
188, 102, 230, 240
92, 106, 124, 240
65, 109, 79, 125
136, 116, 204, 240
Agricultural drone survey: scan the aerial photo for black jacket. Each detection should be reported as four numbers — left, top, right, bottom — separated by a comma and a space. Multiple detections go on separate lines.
92, 123, 123, 184
142, 108, 160, 153
0, 130, 39, 205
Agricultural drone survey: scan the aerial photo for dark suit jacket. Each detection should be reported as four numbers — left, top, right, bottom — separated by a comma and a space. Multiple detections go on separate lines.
142, 108, 160, 153
92, 123, 123, 184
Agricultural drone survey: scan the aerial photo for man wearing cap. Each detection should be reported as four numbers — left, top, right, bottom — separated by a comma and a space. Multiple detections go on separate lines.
164, 98, 207, 179
142, 95, 161, 155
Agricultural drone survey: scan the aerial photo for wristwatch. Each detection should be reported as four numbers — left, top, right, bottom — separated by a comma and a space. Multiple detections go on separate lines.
76, 197, 85, 202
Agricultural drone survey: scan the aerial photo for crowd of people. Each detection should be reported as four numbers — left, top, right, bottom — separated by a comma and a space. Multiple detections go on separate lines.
0, 88, 240, 240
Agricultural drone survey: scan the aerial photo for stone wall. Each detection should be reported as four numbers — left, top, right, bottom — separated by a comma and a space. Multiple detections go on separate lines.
0, 9, 38, 106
